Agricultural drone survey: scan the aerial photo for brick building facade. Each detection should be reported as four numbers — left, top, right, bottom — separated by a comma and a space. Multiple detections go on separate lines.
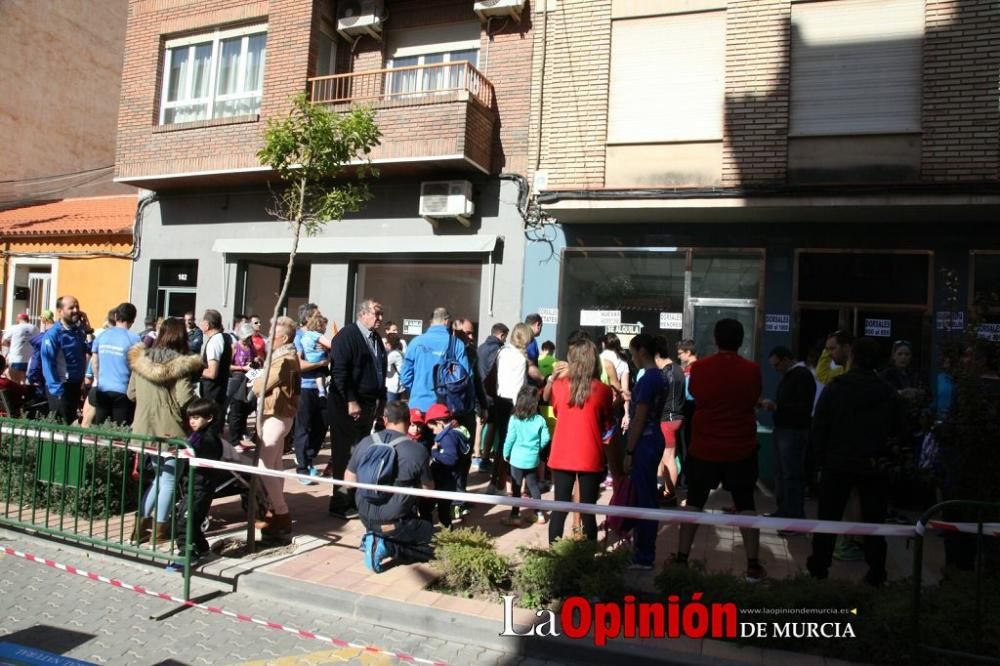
522, 0, 1000, 395
116, 0, 533, 335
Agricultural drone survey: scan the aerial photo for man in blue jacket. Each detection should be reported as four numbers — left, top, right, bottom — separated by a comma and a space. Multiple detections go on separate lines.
401, 307, 471, 413
41, 295, 88, 423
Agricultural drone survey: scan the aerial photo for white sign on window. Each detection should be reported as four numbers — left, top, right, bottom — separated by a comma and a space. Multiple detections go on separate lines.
539, 308, 559, 325
605, 322, 643, 336
402, 319, 423, 336
977, 323, 1000, 342
580, 310, 621, 327
864, 318, 892, 338
936, 311, 965, 331
765, 314, 791, 333
660, 312, 683, 330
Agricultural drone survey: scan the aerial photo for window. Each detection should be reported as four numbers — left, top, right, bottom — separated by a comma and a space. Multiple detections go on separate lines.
607, 11, 725, 143
386, 22, 481, 97
315, 29, 336, 78
160, 25, 267, 124
148, 260, 198, 318
790, 0, 923, 136
388, 49, 478, 96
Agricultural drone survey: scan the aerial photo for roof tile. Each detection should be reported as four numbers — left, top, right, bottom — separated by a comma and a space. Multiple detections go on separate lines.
0, 196, 136, 237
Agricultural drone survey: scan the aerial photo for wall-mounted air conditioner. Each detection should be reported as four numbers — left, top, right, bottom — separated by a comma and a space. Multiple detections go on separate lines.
474, 0, 526, 23
337, 0, 385, 42
419, 180, 475, 227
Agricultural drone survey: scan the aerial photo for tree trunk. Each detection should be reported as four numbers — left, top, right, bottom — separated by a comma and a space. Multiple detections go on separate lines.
247, 177, 307, 553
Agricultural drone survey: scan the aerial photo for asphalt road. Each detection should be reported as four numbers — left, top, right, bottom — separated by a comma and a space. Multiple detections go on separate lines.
0, 531, 564, 666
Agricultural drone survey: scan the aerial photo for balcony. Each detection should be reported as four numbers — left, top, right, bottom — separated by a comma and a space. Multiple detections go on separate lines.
308, 62, 497, 174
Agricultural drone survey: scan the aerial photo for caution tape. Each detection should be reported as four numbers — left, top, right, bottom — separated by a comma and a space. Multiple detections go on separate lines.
0, 545, 447, 666
191, 456, 928, 537
5, 423, 998, 537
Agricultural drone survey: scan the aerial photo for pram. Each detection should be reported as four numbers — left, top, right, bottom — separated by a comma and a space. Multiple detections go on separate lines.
174, 439, 269, 533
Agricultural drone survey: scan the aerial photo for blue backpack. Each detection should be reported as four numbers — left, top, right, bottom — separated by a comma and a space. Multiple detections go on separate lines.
355, 433, 410, 505
434, 334, 473, 414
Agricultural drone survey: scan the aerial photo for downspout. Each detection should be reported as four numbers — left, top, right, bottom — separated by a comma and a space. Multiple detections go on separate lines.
0, 240, 8, 327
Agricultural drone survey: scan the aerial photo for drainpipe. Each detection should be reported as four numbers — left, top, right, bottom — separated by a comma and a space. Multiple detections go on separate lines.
0, 241, 7, 327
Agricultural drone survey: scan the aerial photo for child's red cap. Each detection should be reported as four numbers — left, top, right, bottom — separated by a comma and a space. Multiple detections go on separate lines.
409, 408, 426, 425
424, 403, 452, 422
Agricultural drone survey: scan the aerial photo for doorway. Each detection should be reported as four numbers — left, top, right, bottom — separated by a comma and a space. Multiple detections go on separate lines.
795, 250, 932, 374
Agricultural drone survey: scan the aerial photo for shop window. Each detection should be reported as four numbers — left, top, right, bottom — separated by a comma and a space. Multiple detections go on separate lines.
354, 263, 481, 337
973, 253, 1000, 312
561, 251, 687, 350
798, 252, 929, 306
691, 254, 762, 300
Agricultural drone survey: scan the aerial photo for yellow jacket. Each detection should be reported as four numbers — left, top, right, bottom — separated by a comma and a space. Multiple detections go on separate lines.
816, 348, 848, 386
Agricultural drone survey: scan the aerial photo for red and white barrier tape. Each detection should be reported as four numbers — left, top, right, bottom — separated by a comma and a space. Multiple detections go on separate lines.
0, 545, 447, 666
191, 456, 930, 537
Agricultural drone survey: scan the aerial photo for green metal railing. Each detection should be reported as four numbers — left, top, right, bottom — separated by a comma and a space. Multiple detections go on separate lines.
912, 499, 1000, 664
0, 417, 196, 599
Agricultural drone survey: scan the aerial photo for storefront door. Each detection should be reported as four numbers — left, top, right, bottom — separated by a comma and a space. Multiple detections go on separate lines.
687, 298, 758, 359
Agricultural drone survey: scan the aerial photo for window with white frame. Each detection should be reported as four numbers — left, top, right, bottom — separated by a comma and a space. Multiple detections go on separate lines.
160, 24, 267, 125
386, 23, 480, 97
388, 49, 478, 96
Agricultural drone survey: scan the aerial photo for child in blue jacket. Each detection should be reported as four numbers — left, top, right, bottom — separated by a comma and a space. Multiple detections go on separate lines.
502, 385, 550, 526
426, 403, 470, 529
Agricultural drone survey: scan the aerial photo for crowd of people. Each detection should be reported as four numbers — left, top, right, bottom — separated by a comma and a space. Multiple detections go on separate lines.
0, 293, 989, 583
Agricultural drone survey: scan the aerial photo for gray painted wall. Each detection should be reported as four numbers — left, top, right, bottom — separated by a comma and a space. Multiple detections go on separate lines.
131, 179, 525, 342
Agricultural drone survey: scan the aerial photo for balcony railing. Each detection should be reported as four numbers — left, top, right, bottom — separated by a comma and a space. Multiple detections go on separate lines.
308, 62, 494, 109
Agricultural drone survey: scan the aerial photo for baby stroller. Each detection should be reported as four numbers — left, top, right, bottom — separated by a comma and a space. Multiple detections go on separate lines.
174, 440, 269, 533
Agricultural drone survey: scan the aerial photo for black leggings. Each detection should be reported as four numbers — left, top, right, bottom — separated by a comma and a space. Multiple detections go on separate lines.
548, 469, 603, 543
510, 466, 541, 518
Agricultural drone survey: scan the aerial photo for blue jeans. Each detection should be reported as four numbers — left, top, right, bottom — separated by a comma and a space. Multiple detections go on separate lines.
630, 433, 664, 566
772, 427, 809, 519
142, 458, 177, 522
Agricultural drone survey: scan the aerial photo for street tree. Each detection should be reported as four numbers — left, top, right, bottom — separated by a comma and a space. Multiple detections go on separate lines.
247, 93, 380, 549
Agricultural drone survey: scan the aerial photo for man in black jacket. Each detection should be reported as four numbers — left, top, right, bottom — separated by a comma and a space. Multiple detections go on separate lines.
328, 298, 387, 519
806, 337, 900, 586
475, 323, 508, 472
762, 346, 817, 522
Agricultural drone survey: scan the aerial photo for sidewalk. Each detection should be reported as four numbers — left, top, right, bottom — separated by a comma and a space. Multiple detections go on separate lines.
189, 448, 943, 665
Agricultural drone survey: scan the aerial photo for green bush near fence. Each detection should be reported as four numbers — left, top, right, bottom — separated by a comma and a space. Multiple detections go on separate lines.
0, 423, 141, 519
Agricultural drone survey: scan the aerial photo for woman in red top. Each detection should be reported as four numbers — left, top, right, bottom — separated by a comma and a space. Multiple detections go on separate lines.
545, 338, 616, 543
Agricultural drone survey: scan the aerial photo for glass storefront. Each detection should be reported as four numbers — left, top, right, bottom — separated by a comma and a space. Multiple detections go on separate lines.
559, 248, 763, 358
355, 262, 482, 338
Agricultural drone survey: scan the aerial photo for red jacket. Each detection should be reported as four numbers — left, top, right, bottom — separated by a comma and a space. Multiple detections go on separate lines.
548, 378, 615, 473
689, 352, 762, 462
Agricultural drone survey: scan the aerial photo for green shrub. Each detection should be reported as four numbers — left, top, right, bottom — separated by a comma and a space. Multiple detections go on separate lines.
0, 423, 142, 520
513, 538, 631, 608
432, 527, 513, 596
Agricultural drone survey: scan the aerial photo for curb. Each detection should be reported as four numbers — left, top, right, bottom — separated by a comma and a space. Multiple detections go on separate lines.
237, 567, 739, 665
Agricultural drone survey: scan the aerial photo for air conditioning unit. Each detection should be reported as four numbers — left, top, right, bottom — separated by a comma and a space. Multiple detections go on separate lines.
337, 0, 385, 42
474, 0, 526, 23
419, 180, 475, 227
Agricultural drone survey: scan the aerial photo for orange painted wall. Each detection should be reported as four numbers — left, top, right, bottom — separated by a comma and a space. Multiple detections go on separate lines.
4, 235, 133, 325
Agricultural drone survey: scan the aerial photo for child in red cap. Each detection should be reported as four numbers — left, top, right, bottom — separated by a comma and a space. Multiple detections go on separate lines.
425, 403, 471, 528
408, 408, 427, 444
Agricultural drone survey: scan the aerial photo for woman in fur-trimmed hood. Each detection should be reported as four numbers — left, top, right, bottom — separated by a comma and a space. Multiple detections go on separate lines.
127, 317, 204, 439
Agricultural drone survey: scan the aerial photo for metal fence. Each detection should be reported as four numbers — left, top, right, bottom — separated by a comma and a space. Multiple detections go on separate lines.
0, 417, 195, 599
912, 499, 1000, 664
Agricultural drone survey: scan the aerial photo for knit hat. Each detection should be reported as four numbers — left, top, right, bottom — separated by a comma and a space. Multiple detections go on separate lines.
424, 404, 452, 423
16, 313, 28, 322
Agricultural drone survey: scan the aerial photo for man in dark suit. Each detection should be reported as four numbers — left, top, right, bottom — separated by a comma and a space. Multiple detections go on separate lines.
328, 298, 387, 519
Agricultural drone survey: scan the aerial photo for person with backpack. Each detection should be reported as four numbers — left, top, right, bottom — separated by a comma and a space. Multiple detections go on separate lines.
40, 295, 88, 424
400, 307, 472, 414
198, 309, 231, 436
347, 401, 435, 573
425, 403, 471, 527
655, 336, 687, 506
